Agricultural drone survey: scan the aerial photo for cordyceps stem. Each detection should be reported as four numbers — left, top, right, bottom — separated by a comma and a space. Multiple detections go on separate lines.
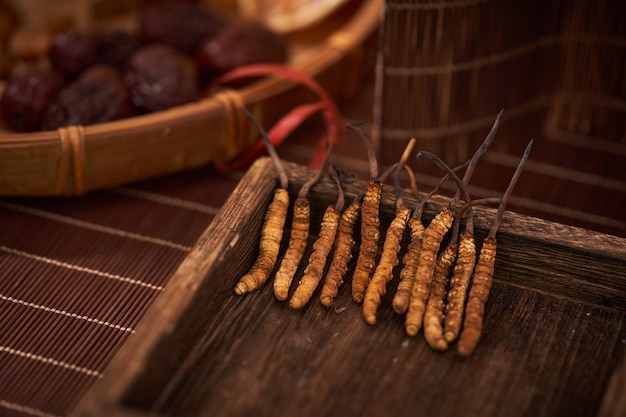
328, 164, 345, 213
457, 198, 503, 219
394, 138, 417, 210
413, 160, 469, 220
457, 109, 503, 197
240, 107, 288, 189
489, 139, 533, 239
347, 121, 378, 180
299, 138, 333, 198
456, 109, 503, 233
417, 151, 471, 210
403, 164, 419, 203
449, 196, 501, 243
378, 163, 398, 183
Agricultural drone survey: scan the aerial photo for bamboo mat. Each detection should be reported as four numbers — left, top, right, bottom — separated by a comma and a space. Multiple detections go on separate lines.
0, 166, 241, 417
0, 72, 625, 416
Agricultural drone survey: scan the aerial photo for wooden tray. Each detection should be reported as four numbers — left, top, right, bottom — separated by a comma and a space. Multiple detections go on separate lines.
0, 0, 381, 197
72, 157, 626, 417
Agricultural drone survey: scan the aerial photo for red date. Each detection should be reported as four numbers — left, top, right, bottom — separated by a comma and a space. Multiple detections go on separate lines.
124, 43, 200, 113
139, 1, 226, 55
95, 30, 143, 70
49, 30, 97, 79
1, 68, 63, 131
41, 65, 134, 130
195, 21, 288, 79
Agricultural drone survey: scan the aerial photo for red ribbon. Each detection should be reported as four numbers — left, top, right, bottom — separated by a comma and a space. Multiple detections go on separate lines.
204, 64, 344, 171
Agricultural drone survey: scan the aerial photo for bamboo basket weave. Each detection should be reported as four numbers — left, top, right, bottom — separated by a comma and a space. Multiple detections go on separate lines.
373, 0, 626, 237
0, 0, 383, 196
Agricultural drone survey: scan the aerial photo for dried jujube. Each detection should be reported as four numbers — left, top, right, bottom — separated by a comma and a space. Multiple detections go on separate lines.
0, 68, 63, 131
124, 43, 200, 113
95, 30, 143, 70
41, 65, 134, 130
139, 1, 226, 54
195, 21, 288, 78
49, 30, 97, 79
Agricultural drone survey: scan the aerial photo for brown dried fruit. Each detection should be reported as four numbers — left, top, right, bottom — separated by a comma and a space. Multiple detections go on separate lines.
41, 65, 134, 130
0, 68, 63, 131
195, 21, 288, 78
95, 30, 143, 70
124, 43, 200, 113
49, 30, 97, 79
139, 1, 226, 54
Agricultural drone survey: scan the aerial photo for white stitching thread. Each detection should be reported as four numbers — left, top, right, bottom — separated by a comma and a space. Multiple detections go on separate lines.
0, 294, 135, 333
0, 346, 101, 377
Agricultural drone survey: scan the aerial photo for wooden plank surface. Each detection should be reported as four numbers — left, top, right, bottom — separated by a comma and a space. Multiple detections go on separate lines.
72, 158, 626, 417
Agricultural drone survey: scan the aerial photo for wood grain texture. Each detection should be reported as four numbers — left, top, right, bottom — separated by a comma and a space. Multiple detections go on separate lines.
72, 158, 626, 417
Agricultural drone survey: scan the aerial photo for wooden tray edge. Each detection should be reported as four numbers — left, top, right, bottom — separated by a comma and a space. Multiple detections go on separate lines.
70, 157, 626, 416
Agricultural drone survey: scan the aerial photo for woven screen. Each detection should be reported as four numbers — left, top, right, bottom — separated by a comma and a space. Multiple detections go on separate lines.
374, 0, 626, 237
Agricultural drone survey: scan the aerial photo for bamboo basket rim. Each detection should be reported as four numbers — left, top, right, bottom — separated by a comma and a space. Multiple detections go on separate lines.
0, 0, 383, 197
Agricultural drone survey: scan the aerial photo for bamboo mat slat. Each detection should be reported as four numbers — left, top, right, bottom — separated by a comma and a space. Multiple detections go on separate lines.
0, 167, 240, 417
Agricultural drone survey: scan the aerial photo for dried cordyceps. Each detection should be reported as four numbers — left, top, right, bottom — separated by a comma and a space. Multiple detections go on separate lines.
443, 110, 503, 344
392, 215, 425, 314
422, 241, 458, 349
457, 140, 533, 357
391, 161, 467, 315
347, 122, 382, 303
273, 141, 333, 301
405, 151, 471, 337
290, 165, 344, 309
289, 205, 340, 308
319, 197, 361, 307
423, 111, 502, 349
273, 197, 310, 300
362, 139, 416, 325
404, 205, 454, 336
234, 108, 290, 296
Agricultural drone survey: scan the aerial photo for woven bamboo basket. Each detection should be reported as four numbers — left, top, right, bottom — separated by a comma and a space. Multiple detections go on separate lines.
371, 0, 626, 237
0, 0, 382, 196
